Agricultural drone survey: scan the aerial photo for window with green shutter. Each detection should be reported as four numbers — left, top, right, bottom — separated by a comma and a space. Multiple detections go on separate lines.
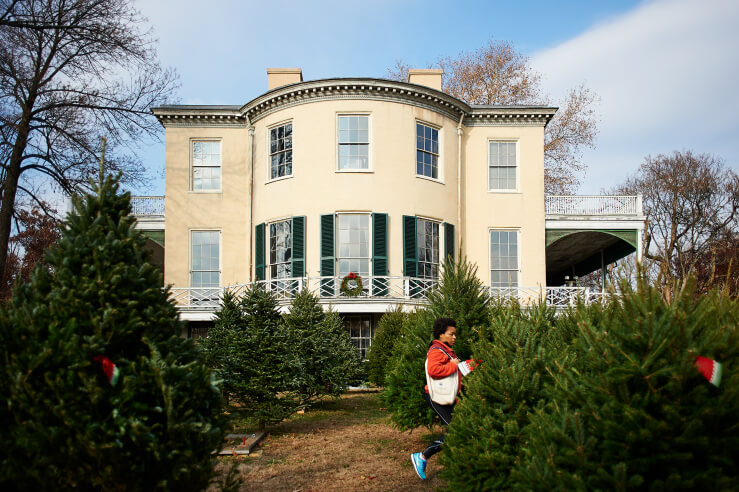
255, 223, 265, 281
320, 214, 335, 295
292, 216, 305, 277
444, 222, 455, 263
372, 213, 388, 296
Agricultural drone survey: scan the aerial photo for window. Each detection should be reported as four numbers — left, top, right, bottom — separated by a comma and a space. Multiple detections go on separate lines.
345, 315, 374, 359
269, 219, 292, 279
191, 231, 220, 288
416, 123, 439, 179
192, 140, 221, 191
417, 218, 440, 279
488, 141, 517, 191
337, 214, 370, 277
269, 123, 293, 179
490, 230, 518, 287
338, 115, 369, 170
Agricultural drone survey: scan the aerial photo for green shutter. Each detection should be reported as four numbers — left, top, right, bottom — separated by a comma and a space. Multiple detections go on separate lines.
402, 215, 417, 277
320, 214, 335, 295
372, 213, 389, 296
292, 216, 305, 277
443, 222, 455, 263
372, 213, 388, 276
255, 222, 265, 281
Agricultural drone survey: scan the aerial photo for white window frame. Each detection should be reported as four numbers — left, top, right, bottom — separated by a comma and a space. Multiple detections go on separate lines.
190, 139, 222, 192
416, 216, 441, 280
488, 140, 519, 193
344, 314, 375, 360
268, 218, 292, 280
489, 229, 520, 288
336, 113, 372, 172
415, 121, 442, 182
335, 212, 372, 278
267, 120, 294, 183
190, 229, 221, 288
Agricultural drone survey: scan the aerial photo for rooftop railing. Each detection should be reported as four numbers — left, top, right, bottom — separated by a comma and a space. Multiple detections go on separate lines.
546, 195, 642, 216
131, 196, 164, 216
169, 276, 615, 310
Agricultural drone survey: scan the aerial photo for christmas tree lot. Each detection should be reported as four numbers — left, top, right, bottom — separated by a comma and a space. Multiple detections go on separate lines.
0, 176, 227, 490
433, 279, 739, 489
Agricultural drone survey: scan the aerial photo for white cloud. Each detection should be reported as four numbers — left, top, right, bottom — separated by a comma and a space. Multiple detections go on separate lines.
531, 0, 739, 193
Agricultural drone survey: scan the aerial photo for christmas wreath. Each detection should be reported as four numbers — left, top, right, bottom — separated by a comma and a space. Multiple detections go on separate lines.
340, 272, 363, 297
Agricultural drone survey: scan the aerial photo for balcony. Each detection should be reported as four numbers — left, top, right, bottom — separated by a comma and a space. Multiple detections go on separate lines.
169, 275, 615, 319
545, 195, 642, 217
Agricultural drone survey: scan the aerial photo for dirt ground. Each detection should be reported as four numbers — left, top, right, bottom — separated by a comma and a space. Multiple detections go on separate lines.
213, 392, 447, 491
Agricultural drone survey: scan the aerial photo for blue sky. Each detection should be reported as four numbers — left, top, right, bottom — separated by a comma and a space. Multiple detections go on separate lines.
131, 0, 738, 196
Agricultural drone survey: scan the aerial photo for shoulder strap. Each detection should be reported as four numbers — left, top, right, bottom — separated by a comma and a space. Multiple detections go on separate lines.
429, 345, 454, 361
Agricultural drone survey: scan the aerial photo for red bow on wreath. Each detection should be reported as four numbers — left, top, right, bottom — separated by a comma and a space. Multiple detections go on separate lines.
347, 272, 357, 279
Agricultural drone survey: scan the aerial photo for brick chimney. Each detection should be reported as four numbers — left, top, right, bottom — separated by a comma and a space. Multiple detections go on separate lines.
267, 68, 303, 90
407, 69, 443, 91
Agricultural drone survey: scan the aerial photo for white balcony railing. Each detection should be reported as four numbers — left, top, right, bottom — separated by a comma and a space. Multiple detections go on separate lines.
546, 195, 642, 216
169, 276, 617, 310
131, 196, 164, 216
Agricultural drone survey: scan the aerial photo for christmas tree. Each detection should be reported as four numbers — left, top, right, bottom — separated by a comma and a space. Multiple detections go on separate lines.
282, 289, 362, 405
383, 256, 491, 430
204, 285, 300, 428
366, 307, 407, 387
440, 301, 560, 489
0, 176, 227, 490
514, 280, 739, 490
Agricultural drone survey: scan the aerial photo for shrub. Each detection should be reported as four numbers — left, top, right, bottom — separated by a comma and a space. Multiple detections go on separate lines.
366, 307, 407, 386
0, 177, 227, 490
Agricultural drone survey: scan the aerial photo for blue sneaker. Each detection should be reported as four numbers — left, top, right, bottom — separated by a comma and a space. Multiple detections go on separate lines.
411, 452, 427, 480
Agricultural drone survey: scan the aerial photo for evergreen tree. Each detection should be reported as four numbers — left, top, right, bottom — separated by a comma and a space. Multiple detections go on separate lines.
282, 290, 362, 405
426, 255, 490, 359
383, 256, 491, 430
440, 302, 560, 489
366, 307, 407, 387
514, 280, 739, 490
0, 177, 227, 490
382, 309, 438, 430
208, 285, 300, 428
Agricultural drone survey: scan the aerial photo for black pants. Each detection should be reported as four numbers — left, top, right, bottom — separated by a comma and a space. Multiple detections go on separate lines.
422, 393, 455, 460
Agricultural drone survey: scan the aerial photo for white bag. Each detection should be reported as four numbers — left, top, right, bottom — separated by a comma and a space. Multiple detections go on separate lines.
425, 347, 459, 405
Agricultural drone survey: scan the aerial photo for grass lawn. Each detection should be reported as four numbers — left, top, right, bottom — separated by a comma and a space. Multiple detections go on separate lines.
212, 392, 447, 491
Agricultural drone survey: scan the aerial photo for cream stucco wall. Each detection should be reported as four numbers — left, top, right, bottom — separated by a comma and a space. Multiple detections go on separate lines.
252, 99, 459, 279
164, 126, 250, 288
462, 125, 547, 287
160, 93, 548, 290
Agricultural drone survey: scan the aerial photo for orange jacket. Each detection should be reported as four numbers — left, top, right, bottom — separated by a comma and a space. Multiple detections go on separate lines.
424, 340, 460, 395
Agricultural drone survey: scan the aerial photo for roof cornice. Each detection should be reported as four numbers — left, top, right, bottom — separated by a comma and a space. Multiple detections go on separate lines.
151, 79, 558, 128
241, 78, 470, 123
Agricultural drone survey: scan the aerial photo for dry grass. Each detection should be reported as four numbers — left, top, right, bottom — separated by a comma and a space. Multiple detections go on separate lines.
213, 392, 447, 491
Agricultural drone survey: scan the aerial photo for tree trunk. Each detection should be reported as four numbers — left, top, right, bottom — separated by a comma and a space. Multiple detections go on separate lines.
0, 106, 34, 283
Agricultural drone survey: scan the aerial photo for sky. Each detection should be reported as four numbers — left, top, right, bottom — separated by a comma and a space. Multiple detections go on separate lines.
130, 0, 739, 196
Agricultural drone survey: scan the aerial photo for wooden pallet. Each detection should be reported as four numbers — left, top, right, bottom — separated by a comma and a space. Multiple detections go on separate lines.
214, 431, 266, 456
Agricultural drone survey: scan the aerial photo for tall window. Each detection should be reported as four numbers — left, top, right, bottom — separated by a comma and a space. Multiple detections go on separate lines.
270, 123, 293, 179
338, 115, 369, 170
192, 140, 221, 191
191, 231, 220, 288
490, 230, 518, 287
416, 123, 439, 179
345, 315, 374, 359
269, 219, 292, 279
337, 214, 370, 277
417, 218, 440, 279
488, 141, 517, 191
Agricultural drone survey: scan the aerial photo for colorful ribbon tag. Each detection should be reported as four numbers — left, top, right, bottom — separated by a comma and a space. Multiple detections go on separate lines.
93, 355, 120, 386
694, 356, 722, 387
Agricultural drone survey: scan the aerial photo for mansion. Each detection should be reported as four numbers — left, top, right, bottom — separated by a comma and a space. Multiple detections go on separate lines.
132, 68, 644, 356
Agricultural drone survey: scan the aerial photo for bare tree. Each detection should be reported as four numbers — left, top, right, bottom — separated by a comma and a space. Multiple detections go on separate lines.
616, 150, 738, 296
0, 0, 178, 281
388, 40, 599, 194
